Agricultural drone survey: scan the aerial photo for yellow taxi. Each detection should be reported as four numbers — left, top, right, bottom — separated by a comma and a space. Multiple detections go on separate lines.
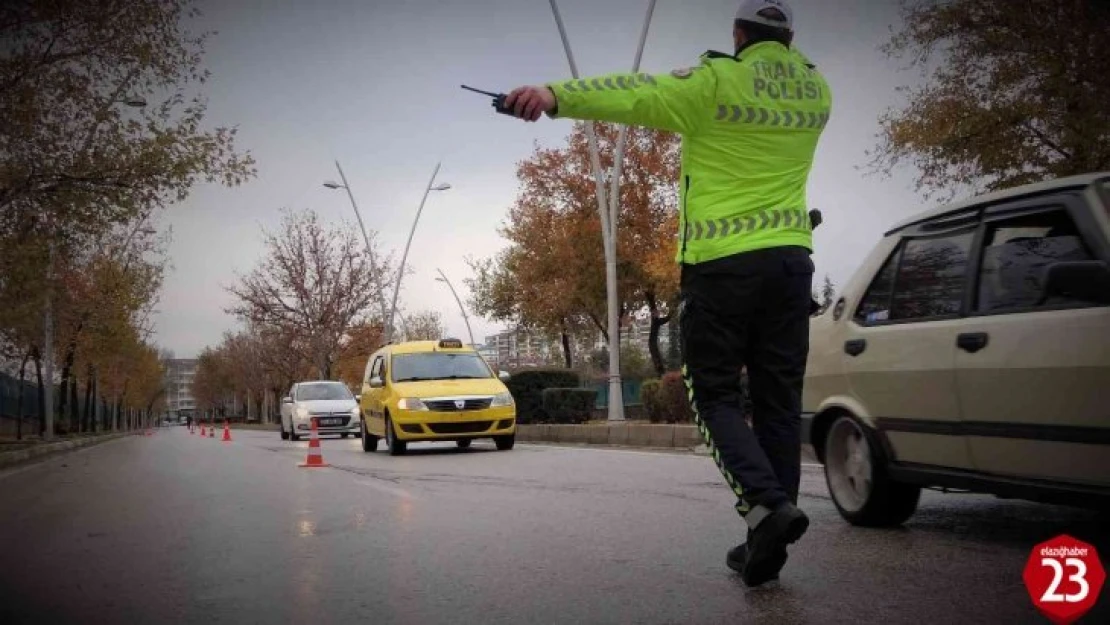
358, 338, 517, 455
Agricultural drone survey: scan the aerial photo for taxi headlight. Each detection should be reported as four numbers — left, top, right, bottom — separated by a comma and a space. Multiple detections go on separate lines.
490, 392, 514, 407
397, 398, 428, 411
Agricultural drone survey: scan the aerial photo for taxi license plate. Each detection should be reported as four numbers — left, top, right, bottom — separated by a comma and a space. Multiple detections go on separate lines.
318, 418, 343, 426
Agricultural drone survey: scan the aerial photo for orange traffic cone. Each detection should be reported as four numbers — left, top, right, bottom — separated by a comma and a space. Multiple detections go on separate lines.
200, 424, 206, 437
299, 418, 329, 468
222, 420, 232, 442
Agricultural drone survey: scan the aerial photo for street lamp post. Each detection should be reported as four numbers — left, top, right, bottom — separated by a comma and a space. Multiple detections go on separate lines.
546, 0, 657, 421
324, 161, 446, 345
385, 163, 451, 344
324, 161, 392, 338
435, 268, 475, 347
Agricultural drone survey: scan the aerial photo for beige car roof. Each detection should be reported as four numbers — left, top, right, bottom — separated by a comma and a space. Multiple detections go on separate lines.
886, 172, 1110, 235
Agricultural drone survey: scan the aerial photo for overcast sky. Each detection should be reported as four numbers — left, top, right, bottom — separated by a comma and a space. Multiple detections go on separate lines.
151, 0, 929, 358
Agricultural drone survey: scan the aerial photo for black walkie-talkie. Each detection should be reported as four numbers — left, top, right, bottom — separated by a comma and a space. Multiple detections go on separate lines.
461, 85, 514, 116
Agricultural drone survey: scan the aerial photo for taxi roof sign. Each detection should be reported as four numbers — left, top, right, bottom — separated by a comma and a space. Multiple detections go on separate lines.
438, 338, 464, 349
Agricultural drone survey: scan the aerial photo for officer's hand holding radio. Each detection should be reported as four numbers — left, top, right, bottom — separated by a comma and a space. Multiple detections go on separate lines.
461, 84, 554, 122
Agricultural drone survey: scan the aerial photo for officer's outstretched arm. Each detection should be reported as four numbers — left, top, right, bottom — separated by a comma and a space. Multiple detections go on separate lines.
546, 63, 717, 135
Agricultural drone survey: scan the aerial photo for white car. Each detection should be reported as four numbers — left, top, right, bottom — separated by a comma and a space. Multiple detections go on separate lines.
280, 380, 362, 441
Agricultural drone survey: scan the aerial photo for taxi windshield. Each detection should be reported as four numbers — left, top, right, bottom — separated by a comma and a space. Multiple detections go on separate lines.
391, 353, 491, 382
297, 383, 352, 401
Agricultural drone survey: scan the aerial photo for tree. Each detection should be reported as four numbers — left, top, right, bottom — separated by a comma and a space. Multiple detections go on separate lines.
468, 123, 681, 372
812, 275, 836, 315
226, 209, 391, 379
1, 0, 252, 433
1, 0, 255, 244
334, 321, 383, 391
192, 346, 232, 415
405, 311, 445, 341
56, 226, 164, 431
869, 0, 1110, 200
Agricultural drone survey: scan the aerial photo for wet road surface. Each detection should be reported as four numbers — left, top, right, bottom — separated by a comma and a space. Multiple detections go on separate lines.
0, 427, 1106, 624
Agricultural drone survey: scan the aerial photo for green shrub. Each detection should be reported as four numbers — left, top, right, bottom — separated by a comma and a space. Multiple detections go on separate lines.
659, 371, 694, 424
505, 368, 580, 424
541, 388, 597, 424
641, 379, 663, 423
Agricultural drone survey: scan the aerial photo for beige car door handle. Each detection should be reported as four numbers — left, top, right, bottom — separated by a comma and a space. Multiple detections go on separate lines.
844, 339, 866, 357
957, 332, 989, 353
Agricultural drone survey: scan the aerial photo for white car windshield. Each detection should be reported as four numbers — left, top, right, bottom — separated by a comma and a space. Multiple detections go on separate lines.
297, 383, 352, 401
391, 353, 491, 382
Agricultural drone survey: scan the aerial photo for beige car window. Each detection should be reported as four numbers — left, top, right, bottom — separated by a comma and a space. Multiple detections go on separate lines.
890, 231, 975, 321
854, 247, 900, 324
976, 209, 1094, 312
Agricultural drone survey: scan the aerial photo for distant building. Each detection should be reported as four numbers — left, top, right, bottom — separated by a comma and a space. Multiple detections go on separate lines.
483, 330, 553, 369
164, 359, 197, 421
588, 316, 671, 355
477, 343, 499, 368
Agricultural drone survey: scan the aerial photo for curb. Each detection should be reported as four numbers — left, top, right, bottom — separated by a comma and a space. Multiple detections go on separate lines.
516, 423, 819, 462
0, 432, 138, 470
517, 423, 704, 450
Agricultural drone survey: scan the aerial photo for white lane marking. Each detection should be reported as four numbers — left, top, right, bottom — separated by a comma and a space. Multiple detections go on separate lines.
355, 479, 418, 500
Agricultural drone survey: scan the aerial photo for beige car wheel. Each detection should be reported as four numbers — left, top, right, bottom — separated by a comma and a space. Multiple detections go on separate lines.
824, 414, 921, 527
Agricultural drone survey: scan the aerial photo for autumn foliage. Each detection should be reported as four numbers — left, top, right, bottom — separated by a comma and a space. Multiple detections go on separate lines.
870, 0, 1110, 199
0, 0, 256, 435
468, 122, 681, 374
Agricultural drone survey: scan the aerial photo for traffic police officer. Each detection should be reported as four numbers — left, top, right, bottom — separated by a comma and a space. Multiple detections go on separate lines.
504, 0, 831, 586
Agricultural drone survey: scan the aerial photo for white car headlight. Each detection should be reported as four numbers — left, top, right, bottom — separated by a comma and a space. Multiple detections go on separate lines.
397, 398, 428, 411
349, 406, 360, 417
491, 392, 514, 407
295, 406, 309, 419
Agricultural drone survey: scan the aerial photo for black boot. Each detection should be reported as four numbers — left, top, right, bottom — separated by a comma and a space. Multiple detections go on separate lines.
741, 503, 809, 587
726, 531, 785, 581
726, 539, 749, 573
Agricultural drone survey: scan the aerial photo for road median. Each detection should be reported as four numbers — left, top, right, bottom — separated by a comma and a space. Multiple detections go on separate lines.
517, 423, 819, 462
227, 422, 281, 431
0, 431, 139, 470
518, 423, 705, 450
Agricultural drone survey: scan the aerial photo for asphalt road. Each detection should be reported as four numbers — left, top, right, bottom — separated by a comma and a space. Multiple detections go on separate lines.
0, 428, 1106, 625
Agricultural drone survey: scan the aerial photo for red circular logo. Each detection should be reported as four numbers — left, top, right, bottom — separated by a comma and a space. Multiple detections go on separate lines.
1023, 534, 1105, 624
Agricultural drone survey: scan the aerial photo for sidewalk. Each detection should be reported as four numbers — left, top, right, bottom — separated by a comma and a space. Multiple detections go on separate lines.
0, 431, 139, 470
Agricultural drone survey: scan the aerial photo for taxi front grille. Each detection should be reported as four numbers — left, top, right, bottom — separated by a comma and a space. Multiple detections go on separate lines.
424, 398, 493, 412
427, 421, 494, 434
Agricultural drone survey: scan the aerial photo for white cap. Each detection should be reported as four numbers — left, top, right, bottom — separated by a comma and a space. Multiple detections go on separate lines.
735, 0, 793, 31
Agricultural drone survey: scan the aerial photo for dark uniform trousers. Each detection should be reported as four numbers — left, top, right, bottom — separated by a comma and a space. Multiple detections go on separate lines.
680, 245, 814, 525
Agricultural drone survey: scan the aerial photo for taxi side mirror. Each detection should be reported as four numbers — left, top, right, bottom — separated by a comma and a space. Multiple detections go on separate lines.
498, 370, 511, 382
369, 376, 384, 389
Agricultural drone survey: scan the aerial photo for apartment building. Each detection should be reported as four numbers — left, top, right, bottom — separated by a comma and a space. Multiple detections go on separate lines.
164, 359, 197, 421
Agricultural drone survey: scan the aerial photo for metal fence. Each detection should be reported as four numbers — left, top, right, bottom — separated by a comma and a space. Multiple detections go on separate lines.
0, 372, 44, 436
0, 372, 145, 437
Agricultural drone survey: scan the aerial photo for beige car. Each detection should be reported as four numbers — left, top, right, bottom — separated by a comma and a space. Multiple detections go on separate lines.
803, 172, 1110, 526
